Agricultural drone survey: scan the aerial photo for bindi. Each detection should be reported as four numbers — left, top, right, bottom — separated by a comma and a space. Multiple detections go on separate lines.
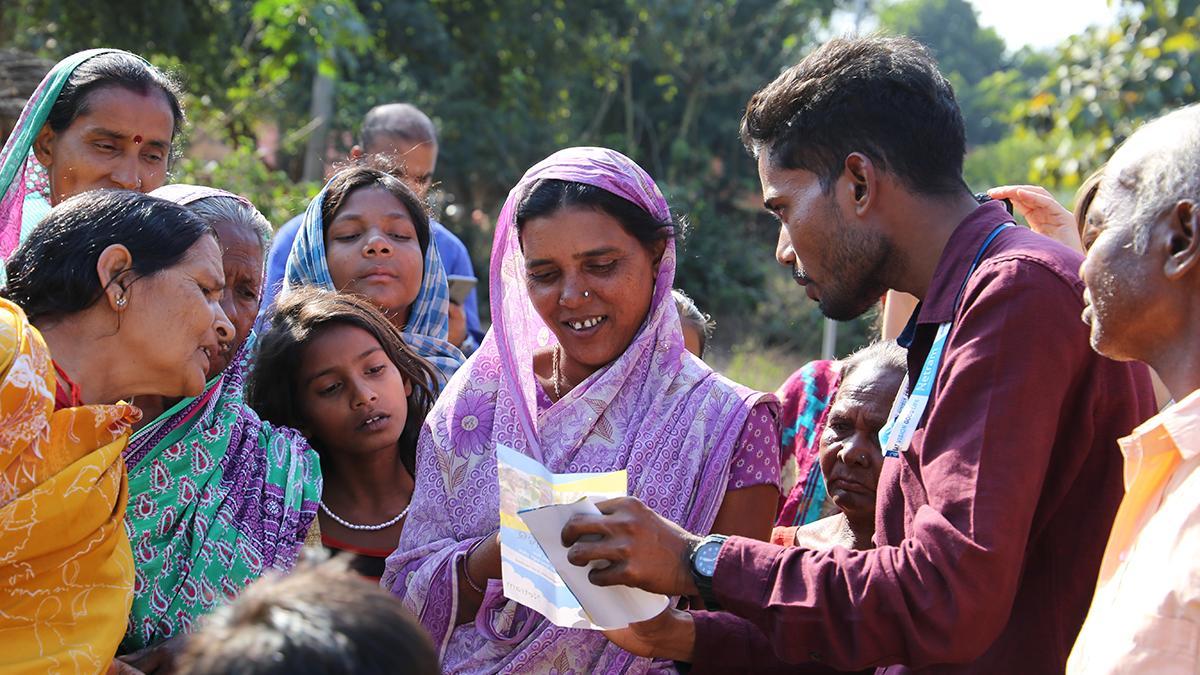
133, 134, 143, 144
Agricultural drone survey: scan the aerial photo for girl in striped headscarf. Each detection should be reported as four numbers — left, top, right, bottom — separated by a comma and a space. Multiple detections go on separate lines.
282, 165, 464, 390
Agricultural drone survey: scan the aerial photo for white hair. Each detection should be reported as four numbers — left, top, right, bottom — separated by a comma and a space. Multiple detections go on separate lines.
187, 195, 273, 250
1108, 103, 1200, 253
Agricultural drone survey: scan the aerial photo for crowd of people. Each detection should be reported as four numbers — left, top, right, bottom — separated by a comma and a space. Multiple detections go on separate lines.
0, 34, 1195, 675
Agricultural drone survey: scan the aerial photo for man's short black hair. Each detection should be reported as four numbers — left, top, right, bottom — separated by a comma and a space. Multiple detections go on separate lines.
741, 35, 967, 196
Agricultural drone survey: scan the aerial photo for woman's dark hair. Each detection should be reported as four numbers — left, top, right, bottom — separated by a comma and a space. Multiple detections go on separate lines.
741, 36, 967, 196
515, 179, 674, 248
1, 189, 213, 323
46, 51, 185, 149
175, 557, 440, 675
247, 287, 436, 475
320, 165, 430, 256
1074, 165, 1105, 248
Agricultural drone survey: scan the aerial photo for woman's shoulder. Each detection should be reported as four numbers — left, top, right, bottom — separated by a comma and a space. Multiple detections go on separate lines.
0, 298, 22, 377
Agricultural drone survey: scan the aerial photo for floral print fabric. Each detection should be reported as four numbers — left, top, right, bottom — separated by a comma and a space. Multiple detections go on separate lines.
384, 147, 776, 674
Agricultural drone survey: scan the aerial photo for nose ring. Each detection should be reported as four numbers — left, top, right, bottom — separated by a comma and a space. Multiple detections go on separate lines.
583, 290, 590, 298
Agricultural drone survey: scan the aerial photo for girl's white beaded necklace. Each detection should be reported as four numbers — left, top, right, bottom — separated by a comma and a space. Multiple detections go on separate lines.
319, 501, 409, 531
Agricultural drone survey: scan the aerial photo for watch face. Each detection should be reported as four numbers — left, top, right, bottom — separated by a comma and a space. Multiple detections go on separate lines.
695, 541, 721, 577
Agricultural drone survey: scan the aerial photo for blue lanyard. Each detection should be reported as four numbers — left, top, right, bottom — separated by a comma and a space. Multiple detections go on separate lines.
879, 223, 1013, 458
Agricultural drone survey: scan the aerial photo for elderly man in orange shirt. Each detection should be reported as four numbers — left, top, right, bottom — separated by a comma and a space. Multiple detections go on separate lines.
1069, 102, 1200, 673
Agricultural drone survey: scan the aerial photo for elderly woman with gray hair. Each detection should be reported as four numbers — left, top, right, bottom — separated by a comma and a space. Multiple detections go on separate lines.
115, 185, 322, 673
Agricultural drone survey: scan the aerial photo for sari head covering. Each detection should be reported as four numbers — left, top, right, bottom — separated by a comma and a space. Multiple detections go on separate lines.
0, 297, 140, 673
150, 183, 254, 212
0, 49, 148, 260
775, 359, 840, 528
119, 185, 321, 652
284, 173, 464, 387
384, 147, 774, 673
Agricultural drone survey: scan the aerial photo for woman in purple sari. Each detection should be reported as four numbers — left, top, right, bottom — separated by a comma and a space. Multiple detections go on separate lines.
384, 147, 780, 673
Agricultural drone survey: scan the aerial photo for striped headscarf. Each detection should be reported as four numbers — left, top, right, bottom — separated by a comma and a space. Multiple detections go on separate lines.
284, 171, 463, 387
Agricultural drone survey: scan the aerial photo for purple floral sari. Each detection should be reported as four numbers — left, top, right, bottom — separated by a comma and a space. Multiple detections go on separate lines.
384, 147, 774, 673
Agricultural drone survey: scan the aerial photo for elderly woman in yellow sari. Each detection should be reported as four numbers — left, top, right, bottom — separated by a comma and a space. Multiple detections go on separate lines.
0, 189, 232, 674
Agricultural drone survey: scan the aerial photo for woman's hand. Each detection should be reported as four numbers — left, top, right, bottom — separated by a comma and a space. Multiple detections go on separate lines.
448, 301, 468, 347
112, 635, 188, 674
456, 531, 502, 624
108, 661, 145, 675
604, 607, 696, 662
986, 185, 1084, 253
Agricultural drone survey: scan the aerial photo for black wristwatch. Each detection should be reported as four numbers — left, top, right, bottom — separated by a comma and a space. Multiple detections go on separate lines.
688, 534, 728, 610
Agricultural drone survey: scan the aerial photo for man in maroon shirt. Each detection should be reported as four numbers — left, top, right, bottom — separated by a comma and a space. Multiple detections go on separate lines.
560, 36, 1156, 673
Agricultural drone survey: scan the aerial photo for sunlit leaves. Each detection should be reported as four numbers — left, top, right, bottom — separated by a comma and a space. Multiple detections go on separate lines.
1015, 0, 1200, 188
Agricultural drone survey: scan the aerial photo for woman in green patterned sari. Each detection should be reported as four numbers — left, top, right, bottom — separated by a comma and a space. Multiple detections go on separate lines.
117, 185, 321, 670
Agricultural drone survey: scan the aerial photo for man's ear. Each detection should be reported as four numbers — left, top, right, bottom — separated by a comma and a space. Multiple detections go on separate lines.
32, 123, 56, 168
96, 244, 134, 311
844, 153, 877, 215
1164, 200, 1200, 280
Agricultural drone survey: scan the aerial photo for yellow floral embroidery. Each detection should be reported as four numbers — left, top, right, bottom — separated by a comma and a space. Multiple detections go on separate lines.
0, 298, 140, 675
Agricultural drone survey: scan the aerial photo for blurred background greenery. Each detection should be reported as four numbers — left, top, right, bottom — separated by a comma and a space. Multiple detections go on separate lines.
2, 0, 1196, 390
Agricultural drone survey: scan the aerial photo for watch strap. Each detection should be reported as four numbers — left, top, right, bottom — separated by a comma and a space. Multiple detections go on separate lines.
690, 534, 728, 610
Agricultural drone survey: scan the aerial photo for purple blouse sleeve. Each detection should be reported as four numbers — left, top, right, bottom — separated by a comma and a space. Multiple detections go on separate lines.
727, 401, 782, 491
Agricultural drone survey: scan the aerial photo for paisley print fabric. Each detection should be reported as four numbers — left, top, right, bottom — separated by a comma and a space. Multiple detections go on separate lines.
120, 185, 322, 651
120, 337, 321, 651
775, 360, 840, 527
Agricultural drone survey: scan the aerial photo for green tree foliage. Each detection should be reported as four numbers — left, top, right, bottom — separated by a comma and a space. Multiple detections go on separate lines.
1015, 0, 1200, 188
877, 0, 1011, 144
3, 0, 881, 365
872, 0, 1055, 191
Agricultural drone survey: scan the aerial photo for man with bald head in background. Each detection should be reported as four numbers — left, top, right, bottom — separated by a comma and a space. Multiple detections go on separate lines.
261, 103, 484, 350
1068, 104, 1200, 673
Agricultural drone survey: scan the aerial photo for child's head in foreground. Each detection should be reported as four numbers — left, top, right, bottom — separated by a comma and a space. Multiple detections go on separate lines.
175, 559, 439, 675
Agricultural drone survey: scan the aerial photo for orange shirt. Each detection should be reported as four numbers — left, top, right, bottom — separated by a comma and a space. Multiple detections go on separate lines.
1069, 388, 1200, 674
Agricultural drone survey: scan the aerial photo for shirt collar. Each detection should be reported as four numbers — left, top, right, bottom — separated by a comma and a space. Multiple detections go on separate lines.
1133, 388, 1200, 459
1118, 388, 1200, 489
915, 200, 1015, 326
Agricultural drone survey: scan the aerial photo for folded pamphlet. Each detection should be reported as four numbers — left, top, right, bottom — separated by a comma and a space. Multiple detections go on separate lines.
497, 444, 669, 629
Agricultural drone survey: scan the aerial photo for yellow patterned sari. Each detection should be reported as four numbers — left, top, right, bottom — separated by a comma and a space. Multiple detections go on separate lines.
0, 298, 139, 674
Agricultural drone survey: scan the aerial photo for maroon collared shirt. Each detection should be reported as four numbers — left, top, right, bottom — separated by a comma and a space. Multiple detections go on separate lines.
695, 201, 1156, 673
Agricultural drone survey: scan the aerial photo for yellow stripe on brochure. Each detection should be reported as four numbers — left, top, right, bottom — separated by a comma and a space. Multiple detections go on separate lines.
500, 510, 531, 532
550, 470, 628, 495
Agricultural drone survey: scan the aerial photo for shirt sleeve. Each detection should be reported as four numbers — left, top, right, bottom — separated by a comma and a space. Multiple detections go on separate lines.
257, 216, 303, 328
433, 224, 486, 344
710, 259, 1100, 669
727, 401, 782, 491
690, 611, 854, 674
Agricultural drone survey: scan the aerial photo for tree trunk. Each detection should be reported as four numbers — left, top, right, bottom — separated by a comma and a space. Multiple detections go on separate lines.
623, 66, 635, 151
302, 68, 335, 182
